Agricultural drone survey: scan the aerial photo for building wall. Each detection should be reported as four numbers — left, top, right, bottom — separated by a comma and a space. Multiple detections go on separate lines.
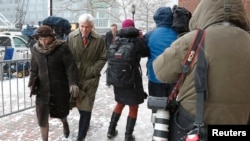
0, 0, 117, 34
179, 0, 250, 20
178, 0, 200, 13
243, 0, 250, 20
0, 0, 48, 27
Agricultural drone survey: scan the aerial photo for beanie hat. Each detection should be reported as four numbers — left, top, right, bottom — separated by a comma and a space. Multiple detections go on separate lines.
122, 19, 135, 28
32, 25, 56, 39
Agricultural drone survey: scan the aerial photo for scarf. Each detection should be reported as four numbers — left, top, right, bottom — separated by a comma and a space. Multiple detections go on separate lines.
35, 40, 64, 55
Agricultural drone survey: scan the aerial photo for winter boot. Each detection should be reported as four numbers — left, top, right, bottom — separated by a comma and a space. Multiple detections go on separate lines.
107, 112, 121, 138
125, 117, 136, 141
61, 117, 70, 138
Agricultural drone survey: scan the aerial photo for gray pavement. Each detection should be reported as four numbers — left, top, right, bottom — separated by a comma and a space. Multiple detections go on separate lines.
0, 58, 153, 141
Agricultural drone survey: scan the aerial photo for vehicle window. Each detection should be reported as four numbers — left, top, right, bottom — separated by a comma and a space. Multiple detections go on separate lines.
13, 37, 27, 48
0, 37, 11, 47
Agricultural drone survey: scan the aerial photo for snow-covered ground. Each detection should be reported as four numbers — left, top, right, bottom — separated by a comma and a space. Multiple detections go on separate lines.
0, 73, 35, 118
0, 58, 154, 141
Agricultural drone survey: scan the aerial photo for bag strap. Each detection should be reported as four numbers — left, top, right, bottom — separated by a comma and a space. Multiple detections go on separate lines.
194, 30, 208, 129
168, 29, 206, 104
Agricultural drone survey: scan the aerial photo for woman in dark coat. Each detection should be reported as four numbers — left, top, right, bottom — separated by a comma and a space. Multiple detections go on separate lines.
28, 25, 79, 141
107, 19, 149, 141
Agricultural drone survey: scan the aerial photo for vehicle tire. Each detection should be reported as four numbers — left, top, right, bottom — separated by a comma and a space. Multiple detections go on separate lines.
17, 71, 23, 78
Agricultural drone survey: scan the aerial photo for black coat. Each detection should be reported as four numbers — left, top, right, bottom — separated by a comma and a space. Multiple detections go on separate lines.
105, 30, 118, 49
114, 27, 149, 105
28, 41, 79, 118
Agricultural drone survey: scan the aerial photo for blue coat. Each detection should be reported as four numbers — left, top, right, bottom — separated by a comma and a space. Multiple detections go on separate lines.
144, 7, 178, 83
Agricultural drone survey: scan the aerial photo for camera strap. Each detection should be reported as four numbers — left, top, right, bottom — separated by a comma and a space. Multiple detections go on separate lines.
168, 29, 206, 103
194, 30, 207, 129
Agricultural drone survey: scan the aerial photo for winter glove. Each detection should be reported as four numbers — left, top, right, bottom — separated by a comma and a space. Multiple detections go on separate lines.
69, 85, 79, 97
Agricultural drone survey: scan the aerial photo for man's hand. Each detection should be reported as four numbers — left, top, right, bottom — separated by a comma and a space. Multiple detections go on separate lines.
69, 85, 79, 97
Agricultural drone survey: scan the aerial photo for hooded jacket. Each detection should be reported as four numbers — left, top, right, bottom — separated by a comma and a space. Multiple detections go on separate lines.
144, 7, 178, 83
113, 27, 149, 105
153, 0, 250, 125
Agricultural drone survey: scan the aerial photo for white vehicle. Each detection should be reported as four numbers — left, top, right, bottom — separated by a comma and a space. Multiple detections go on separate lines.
0, 32, 31, 60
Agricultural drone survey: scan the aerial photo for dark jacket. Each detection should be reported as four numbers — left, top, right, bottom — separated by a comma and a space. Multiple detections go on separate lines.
105, 30, 118, 49
28, 40, 79, 118
113, 27, 149, 105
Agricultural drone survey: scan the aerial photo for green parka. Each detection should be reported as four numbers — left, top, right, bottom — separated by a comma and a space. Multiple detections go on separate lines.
67, 29, 107, 111
153, 0, 250, 125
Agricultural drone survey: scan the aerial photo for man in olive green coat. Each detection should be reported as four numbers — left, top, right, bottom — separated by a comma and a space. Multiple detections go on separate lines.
67, 13, 107, 141
153, 0, 250, 140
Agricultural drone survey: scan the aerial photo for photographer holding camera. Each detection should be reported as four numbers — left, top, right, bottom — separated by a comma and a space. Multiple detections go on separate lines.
153, 0, 250, 141
144, 7, 178, 141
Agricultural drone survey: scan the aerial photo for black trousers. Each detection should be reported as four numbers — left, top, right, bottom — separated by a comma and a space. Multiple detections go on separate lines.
148, 80, 174, 97
77, 110, 92, 140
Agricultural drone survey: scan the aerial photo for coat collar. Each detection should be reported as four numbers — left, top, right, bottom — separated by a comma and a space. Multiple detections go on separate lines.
71, 28, 100, 39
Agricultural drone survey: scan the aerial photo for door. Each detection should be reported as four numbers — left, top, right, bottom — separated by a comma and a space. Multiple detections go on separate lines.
12, 36, 30, 60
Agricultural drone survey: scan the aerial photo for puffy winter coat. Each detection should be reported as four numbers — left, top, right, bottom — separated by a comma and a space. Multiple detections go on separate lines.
153, 0, 250, 125
113, 27, 149, 105
144, 7, 178, 83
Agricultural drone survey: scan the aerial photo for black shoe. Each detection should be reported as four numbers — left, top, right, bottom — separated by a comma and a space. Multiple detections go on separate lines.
107, 129, 118, 139
77, 137, 85, 141
125, 135, 135, 141
63, 122, 70, 138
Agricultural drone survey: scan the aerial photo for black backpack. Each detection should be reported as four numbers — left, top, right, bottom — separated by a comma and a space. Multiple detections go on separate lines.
172, 5, 192, 34
106, 37, 138, 88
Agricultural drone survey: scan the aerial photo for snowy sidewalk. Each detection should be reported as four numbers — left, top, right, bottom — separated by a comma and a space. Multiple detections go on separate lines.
0, 58, 153, 141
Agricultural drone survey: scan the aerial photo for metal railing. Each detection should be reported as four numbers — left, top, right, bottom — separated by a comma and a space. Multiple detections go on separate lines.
0, 58, 35, 118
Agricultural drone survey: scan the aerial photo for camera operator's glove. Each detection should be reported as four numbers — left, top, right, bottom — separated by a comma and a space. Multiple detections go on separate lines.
69, 85, 79, 97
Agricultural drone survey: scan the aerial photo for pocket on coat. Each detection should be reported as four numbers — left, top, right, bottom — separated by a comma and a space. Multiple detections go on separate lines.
169, 105, 195, 141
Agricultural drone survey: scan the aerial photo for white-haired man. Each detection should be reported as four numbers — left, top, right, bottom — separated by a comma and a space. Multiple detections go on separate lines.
67, 13, 107, 141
